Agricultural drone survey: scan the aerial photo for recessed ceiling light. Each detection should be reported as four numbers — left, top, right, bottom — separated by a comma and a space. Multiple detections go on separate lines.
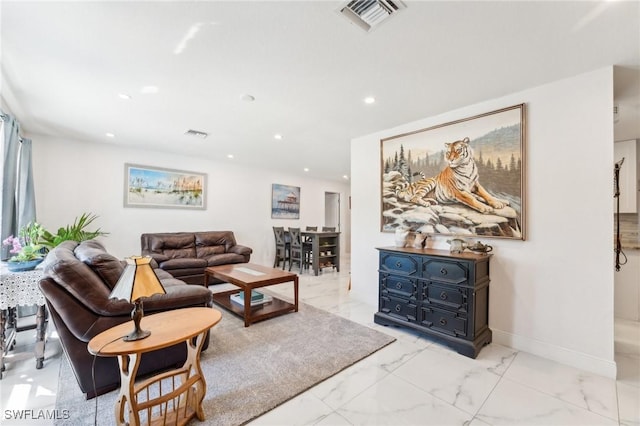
274, 134, 283, 140
118, 93, 131, 100
364, 96, 376, 104
227, 154, 234, 159
105, 132, 115, 138
241, 94, 255, 102
304, 168, 310, 172
343, 175, 349, 180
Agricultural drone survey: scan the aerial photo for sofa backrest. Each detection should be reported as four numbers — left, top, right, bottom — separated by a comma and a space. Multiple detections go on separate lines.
194, 231, 237, 257
41, 240, 132, 317
141, 231, 238, 259
74, 240, 125, 289
141, 232, 197, 259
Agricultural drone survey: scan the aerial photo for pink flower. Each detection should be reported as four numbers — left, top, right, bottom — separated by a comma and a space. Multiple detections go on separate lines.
2, 235, 22, 254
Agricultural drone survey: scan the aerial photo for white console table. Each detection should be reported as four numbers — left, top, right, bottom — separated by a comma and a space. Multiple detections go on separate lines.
0, 264, 48, 378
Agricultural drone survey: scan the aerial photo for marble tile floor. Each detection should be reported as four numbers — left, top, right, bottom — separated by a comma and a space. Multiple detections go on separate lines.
1, 259, 639, 426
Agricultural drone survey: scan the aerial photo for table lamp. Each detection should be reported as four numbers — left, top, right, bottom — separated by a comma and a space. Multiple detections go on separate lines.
109, 256, 166, 341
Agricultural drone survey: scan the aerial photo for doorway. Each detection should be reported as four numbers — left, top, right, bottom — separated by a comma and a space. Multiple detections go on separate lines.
324, 192, 340, 231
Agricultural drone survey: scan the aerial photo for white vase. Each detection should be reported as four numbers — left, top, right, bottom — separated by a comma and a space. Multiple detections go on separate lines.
394, 228, 409, 247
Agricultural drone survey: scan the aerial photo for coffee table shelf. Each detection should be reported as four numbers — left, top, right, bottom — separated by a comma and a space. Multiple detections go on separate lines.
212, 290, 296, 324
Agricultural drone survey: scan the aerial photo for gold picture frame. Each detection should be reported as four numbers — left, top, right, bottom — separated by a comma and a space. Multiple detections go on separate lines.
380, 104, 526, 240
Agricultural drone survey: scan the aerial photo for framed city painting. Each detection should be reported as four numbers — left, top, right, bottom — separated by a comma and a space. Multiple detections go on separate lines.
380, 103, 526, 240
124, 164, 206, 209
271, 184, 300, 219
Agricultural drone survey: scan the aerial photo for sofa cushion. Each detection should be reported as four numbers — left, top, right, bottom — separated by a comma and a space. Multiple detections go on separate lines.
196, 245, 225, 258
195, 231, 237, 253
149, 234, 196, 257
205, 253, 247, 266
158, 258, 207, 270
74, 240, 124, 290
154, 268, 175, 281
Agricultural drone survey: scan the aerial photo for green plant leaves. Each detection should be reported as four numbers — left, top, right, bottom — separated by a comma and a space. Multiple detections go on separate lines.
39, 212, 108, 248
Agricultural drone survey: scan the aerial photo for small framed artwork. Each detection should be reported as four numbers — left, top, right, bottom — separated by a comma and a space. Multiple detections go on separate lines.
272, 184, 300, 219
380, 103, 526, 240
124, 164, 207, 209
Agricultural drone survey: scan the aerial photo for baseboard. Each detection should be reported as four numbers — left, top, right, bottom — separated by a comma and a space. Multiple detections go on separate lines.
492, 329, 617, 379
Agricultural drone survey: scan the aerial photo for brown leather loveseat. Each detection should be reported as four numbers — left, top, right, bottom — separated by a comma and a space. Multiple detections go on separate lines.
38, 240, 213, 398
140, 231, 252, 285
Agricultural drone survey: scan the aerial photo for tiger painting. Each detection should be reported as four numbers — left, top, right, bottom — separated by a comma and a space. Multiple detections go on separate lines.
395, 137, 509, 213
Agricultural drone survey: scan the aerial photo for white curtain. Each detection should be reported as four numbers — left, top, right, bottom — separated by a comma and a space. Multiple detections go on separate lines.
1, 112, 37, 260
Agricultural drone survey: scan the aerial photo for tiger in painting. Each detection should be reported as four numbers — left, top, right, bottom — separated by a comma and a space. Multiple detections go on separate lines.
395, 137, 509, 213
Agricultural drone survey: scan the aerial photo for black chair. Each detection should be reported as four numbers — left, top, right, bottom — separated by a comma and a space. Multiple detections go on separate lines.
273, 226, 287, 268
322, 226, 336, 232
287, 228, 304, 273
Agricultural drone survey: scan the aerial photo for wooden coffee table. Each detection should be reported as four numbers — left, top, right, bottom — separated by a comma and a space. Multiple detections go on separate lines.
205, 263, 298, 327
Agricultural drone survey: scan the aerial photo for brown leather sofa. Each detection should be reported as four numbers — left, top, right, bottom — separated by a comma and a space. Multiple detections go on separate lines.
140, 231, 252, 285
38, 240, 213, 398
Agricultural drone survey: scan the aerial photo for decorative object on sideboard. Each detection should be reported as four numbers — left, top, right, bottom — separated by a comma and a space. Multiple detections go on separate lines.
412, 232, 427, 249
467, 240, 493, 255
447, 238, 467, 253
394, 227, 409, 247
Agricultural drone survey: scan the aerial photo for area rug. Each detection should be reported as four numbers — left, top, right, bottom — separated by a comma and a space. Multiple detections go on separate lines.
55, 302, 395, 425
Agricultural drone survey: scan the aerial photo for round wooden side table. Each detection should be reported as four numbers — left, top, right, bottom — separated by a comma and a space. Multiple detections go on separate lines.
88, 307, 222, 426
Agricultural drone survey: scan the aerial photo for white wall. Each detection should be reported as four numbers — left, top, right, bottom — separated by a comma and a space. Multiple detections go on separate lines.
351, 67, 616, 377
30, 137, 350, 264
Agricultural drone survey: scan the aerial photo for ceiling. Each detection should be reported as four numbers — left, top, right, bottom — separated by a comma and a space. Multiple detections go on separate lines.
2, 1, 639, 182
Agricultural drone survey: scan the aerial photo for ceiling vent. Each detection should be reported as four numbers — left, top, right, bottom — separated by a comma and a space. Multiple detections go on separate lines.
338, 0, 406, 32
184, 129, 209, 139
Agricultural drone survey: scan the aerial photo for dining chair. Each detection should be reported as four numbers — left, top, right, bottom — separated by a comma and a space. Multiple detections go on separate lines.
287, 228, 304, 273
272, 226, 287, 268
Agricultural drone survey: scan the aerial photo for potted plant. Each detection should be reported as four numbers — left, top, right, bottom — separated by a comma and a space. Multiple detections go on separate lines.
2, 222, 46, 271
39, 212, 108, 249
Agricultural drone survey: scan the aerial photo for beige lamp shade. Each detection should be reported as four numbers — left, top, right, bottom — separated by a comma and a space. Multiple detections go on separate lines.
110, 256, 166, 302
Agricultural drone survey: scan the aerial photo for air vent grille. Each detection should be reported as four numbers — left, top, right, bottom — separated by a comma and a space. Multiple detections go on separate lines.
184, 129, 209, 139
339, 0, 405, 32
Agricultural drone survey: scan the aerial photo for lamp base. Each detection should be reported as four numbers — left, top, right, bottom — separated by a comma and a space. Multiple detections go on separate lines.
123, 299, 151, 341
123, 328, 151, 342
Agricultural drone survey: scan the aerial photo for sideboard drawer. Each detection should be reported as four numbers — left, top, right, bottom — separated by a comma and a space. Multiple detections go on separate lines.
381, 274, 418, 299
423, 259, 468, 285
423, 282, 468, 313
421, 306, 467, 338
380, 294, 417, 322
380, 253, 419, 276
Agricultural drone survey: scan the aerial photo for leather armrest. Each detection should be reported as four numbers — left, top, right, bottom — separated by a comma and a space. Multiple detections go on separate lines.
229, 245, 252, 256
148, 253, 170, 263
